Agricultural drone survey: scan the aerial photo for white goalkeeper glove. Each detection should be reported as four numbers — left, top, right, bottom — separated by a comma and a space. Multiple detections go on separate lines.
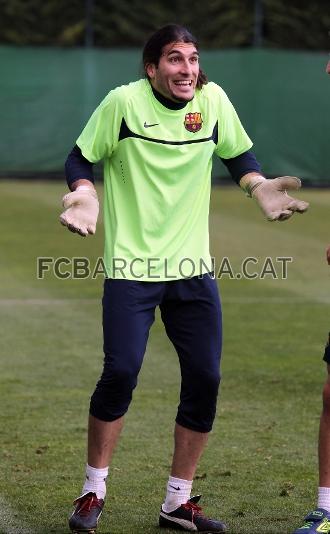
59, 185, 99, 236
240, 175, 309, 221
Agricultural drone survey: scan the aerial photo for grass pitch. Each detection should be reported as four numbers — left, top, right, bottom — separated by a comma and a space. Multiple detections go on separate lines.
0, 180, 328, 533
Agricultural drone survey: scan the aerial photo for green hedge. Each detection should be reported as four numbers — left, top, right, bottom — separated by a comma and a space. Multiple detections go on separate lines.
1, 46, 329, 182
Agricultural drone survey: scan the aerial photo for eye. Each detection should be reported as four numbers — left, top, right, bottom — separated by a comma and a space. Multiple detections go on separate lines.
169, 56, 180, 63
190, 56, 199, 63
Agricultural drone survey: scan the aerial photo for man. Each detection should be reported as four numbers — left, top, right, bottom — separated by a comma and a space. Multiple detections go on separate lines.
60, 24, 308, 533
291, 59, 330, 534
292, 261, 330, 534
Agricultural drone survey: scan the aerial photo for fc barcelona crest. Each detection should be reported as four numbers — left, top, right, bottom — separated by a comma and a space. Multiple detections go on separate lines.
184, 112, 203, 133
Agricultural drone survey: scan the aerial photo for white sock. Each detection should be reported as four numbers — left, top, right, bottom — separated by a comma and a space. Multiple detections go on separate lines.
318, 487, 330, 512
162, 476, 193, 513
82, 464, 108, 500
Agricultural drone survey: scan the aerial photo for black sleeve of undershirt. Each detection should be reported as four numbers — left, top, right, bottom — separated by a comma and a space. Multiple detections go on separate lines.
65, 145, 94, 188
220, 150, 261, 184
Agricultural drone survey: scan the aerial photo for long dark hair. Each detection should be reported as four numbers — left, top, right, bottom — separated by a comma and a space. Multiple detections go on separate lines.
142, 24, 208, 89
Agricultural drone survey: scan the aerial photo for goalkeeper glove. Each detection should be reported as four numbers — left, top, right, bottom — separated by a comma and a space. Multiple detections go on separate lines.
240, 175, 309, 221
59, 185, 99, 236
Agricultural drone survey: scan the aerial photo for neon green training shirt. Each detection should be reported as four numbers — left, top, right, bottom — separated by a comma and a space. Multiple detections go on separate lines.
76, 79, 253, 281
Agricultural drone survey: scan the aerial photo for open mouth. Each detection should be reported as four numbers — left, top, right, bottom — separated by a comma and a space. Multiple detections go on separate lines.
173, 80, 193, 87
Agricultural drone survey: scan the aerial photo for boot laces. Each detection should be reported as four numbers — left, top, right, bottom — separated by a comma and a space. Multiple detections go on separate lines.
76, 494, 100, 517
182, 501, 203, 518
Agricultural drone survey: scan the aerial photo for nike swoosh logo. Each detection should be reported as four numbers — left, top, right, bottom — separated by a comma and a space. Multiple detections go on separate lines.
144, 121, 159, 128
169, 485, 181, 491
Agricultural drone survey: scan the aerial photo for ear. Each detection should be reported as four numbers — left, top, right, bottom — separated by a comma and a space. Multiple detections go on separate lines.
146, 63, 156, 79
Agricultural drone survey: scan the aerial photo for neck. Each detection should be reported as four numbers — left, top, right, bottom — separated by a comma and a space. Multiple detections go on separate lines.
150, 85, 188, 110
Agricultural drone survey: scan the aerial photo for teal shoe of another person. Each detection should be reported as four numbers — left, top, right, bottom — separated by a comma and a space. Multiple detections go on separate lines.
293, 508, 330, 533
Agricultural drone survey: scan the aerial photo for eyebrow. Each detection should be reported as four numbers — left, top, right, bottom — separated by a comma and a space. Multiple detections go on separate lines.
166, 49, 199, 57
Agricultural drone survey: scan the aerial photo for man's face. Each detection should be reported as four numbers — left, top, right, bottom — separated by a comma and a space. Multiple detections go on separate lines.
147, 42, 200, 103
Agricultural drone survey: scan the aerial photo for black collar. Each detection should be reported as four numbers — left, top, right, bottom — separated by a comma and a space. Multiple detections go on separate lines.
151, 85, 188, 110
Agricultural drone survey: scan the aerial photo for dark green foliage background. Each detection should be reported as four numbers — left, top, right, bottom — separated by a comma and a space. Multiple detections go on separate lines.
0, 0, 329, 49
